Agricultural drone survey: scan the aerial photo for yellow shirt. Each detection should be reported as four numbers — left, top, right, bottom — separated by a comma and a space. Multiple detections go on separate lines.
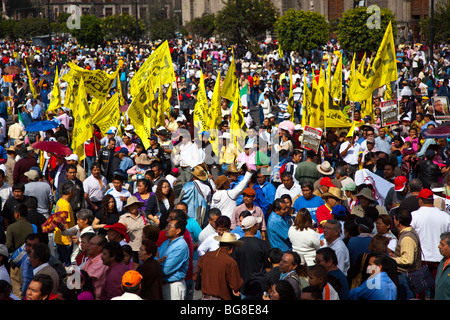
53, 198, 75, 246
220, 143, 238, 164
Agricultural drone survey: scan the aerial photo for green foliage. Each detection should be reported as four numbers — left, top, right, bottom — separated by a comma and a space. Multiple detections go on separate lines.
419, 1, 450, 44
101, 14, 146, 42
336, 6, 397, 53
274, 9, 330, 52
69, 15, 104, 47
185, 13, 216, 39
215, 0, 279, 45
0, 19, 19, 40
148, 18, 177, 41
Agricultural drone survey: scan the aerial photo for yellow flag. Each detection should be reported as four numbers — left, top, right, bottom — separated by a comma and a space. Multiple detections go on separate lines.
164, 83, 173, 116
156, 85, 165, 128
301, 71, 312, 129
24, 59, 37, 99
127, 81, 155, 149
309, 68, 325, 129
230, 80, 247, 153
47, 67, 61, 113
66, 62, 118, 101
330, 52, 343, 101
221, 48, 237, 102
129, 40, 175, 98
326, 55, 332, 89
346, 53, 356, 104
208, 71, 222, 157
352, 22, 398, 102
287, 66, 295, 122
193, 70, 209, 137
116, 73, 125, 106
91, 93, 120, 136
71, 77, 92, 161
88, 97, 103, 115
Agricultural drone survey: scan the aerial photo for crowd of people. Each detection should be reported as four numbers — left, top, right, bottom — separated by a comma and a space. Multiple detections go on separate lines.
0, 33, 449, 302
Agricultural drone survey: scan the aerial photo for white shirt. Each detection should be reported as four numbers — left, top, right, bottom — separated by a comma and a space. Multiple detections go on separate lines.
111, 292, 143, 300
288, 226, 321, 266
339, 140, 361, 166
83, 174, 107, 203
197, 232, 240, 257
324, 237, 350, 275
105, 187, 131, 213
411, 205, 450, 262
275, 182, 302, 201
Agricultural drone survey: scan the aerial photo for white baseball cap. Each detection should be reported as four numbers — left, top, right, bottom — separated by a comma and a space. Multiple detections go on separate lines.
65, 154, 79, 161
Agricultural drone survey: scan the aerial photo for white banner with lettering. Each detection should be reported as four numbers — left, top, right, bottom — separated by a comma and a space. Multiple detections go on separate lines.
354, 169, 394, 207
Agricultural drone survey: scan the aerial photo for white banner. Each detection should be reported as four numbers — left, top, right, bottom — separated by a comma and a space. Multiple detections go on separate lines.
354, 169, 394, 207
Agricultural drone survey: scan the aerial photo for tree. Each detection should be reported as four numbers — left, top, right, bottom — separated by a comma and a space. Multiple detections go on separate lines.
335, 6, 397, 53
185, 13, 216, 39
215, 0, 279, 45
101, 14, 146, 42
274, 9, 330, 52
148, 18, 177, 41
419, 1, 450, 45
70, 15, 104, 47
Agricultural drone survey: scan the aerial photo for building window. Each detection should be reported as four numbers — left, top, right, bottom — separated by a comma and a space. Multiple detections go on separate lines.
105, 7, 113, 16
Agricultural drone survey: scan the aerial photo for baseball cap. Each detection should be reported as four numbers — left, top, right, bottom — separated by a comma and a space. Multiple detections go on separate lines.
241, 216, 262, 230
24, 169, 40, 181
243, 187, 256, 197
331, 205, 347, 217
416, 188, 434, 200
394, 175, 408, 192
122, 270, 143, 287
106, 126, 117, 134
319, 177, 335, 188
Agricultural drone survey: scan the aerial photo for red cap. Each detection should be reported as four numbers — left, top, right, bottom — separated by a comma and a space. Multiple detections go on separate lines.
416, 188, 434, 200
394, 176, 408, 192
320, 177, 335, 188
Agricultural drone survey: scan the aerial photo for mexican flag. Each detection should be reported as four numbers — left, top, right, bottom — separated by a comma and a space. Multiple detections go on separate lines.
240, 84, 248, 108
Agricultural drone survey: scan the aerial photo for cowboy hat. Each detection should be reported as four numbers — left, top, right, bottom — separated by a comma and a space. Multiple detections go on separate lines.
317, 161, 334, 176
123, 196, 145, 211
192, 165, 208, 181
135, 153, 150, 165
103, 222, 130, 242
321, 187, 345, 201
214, 175, 230, 189
214, 232, 243, 247
355, 188, 375, 201
226, 163, 241, 173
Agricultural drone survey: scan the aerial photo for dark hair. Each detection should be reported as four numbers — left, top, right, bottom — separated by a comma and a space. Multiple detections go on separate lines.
14, 203, 28, 218
294, 208, 313, 231
155, 179, 175, 205
369, 252, 391, 272
394, 208, 412, 227
301, 285, 323, 300
142, 225, 160, 243
409, 178, 423, 193
100, 194, 119, 224
269, 247, 283, 264
61, 182, 75, 195
103, 241, 124, 263
364, 206, 379, 221
215, 215, 231, 230
301, 180, 314, 191
239, 210, 253, 219
31, 243, 50, 263
31, 274, 54, 300
273, 198, 285, 212
57, 283, 77, 300
273, 280, 298, 300
25, 233, 43, 243
12, 183, 25, 192
90, 161, 101, 172
316, 247, 338, 266
141, 239, 158, 258
208, 208, 222, 219
308, 264, 328, 284
66, 164, 77, 172
136, 178, 151, 193
23, 196, 38, 210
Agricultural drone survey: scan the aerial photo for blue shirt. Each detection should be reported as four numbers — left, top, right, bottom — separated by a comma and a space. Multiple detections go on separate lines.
158, 236, 189, 282
267, 212, 292, 252
31, 104, 43, 120
186, 218, 202, 260
0, 101, 8, 121
21, 256, 34, 297
292, 195, 325, 224
119, 156, 134, 172
259, 181, 276, 205
349, 272, 397, 300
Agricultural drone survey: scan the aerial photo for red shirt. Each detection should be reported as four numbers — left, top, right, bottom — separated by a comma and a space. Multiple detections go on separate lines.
316, 204, 332, 233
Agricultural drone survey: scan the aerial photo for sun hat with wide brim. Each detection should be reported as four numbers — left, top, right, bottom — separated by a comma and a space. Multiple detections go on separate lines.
135, 153, 150, 165
355, 188, 375, 201
317, 161, 334, 176
123, 196, 145, 211
226, 163, 241, 173
214, 232, 243, 247
321, 187, 346, 201
192, 165, 208, 181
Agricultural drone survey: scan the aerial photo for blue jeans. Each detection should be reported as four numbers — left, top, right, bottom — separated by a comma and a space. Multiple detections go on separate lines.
397, 273, 415, 300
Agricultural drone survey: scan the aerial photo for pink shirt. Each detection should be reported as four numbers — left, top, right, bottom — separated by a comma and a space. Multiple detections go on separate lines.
82, 254, 109, 299
236, 151, 256, 171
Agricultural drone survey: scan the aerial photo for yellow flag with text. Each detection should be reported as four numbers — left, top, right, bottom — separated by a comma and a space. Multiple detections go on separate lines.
309, 68, 325, 129
193, 70, 209, 137
330, 52, 343, 101
230, 80, 247, 153
47, 67, 61, 113
129, 40, 175, 98
71, 77, 92, 161
208, 71, 222, 157
301, 71, 312, 129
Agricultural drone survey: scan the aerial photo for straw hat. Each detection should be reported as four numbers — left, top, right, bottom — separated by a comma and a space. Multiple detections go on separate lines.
123, 196, 145, 211
226, 163, 241, 173
215, 175, 230, 189
135, 153, 150, 165
355, 188, 375, 201
321, 187, 346, 201
192, 165, 208, 181
317, 161, 334, 176
214, 232, 243, 247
